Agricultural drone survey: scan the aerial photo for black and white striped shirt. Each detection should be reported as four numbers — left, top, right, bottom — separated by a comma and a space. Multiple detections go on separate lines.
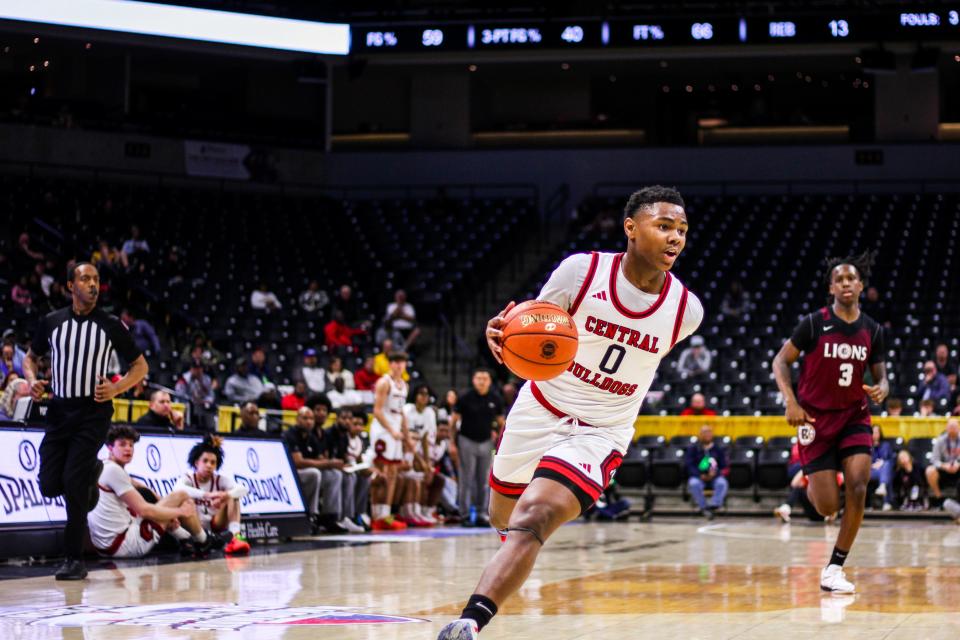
32, 307, 142, 399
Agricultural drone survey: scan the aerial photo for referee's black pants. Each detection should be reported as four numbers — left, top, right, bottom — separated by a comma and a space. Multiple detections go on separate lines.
38, 398, 113, 560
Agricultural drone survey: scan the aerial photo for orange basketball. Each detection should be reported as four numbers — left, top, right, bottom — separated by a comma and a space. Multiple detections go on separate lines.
500, 300, 578, 381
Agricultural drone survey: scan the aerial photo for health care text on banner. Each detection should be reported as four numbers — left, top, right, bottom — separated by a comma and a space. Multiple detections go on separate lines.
0, 430, 305, 526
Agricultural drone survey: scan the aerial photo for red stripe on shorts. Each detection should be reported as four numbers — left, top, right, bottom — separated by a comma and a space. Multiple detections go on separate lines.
537, 456, 602, 501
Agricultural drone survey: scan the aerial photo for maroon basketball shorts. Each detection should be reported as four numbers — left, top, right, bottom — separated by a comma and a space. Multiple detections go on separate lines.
797, 401, 873, 474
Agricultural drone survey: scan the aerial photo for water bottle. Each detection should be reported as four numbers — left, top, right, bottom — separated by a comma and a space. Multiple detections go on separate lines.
469, 505, 477, 526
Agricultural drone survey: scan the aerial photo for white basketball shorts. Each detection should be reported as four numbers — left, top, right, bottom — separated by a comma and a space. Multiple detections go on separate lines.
490, 383, 630, 513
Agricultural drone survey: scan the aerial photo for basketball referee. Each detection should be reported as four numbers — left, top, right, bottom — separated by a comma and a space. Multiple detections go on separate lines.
22, 263, 148, 580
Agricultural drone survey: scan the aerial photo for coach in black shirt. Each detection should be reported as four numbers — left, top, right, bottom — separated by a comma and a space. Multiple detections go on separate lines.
23, 263, 148, 580
451, 369, 504, 527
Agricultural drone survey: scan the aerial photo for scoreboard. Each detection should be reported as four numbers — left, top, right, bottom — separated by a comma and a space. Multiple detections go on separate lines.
352, 9, 960, 53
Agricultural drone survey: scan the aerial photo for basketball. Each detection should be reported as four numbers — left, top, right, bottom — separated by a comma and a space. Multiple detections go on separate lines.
500, 300, 578, 381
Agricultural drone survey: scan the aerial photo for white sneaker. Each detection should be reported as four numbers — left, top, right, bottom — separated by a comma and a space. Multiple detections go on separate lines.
774, 503, 791, 523
437, 619, 479, 639
881, 503, 893, 512
820, 564, 855, 593
875, 484, 887, 497
339, 517, 366, 533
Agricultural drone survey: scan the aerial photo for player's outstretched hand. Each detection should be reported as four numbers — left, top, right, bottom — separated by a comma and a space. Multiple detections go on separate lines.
862, 383, 887, 404
486, 301, 516, 364
785, 401, 815, 427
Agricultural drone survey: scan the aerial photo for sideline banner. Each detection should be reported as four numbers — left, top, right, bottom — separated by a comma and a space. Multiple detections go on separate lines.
0, 429, 304, 527
184, 140, 251, 180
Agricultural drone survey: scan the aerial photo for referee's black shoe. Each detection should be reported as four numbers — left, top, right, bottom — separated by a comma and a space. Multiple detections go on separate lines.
54, 558, 88, 581
87, 460, 104, 513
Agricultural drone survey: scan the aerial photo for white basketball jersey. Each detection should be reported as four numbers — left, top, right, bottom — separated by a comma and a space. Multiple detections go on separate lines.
373, 375, 408, 431
534, 251, 691, 429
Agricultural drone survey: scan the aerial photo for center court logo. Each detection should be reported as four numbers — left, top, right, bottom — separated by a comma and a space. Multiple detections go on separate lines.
18, 440, 37, 472
246, 448, 260, 472
145, 444, 162, 472
0, 603, 426, 630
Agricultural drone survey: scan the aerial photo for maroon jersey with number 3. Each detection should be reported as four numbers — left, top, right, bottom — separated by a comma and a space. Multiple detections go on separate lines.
790, 306, 884, 411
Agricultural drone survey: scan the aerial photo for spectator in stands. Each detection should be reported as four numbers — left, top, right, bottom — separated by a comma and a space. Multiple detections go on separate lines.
373, 338, 410, 381
224, 359, 266, 405
0, 378, 29, 420
886, 398, 903, 417
870, 426, 894, 511
894, 450, 925, 511
92, 240, 121, 273
283, 406, 348, 533
17, 232, 44, 265
120, 225, 149, 270
1, 338, 25, 378
11, 275, 33, 310
861, 286, 892, 329
685, 425, 728, 519
381, 289, 421, 352
135, 390, 185, 430
250, 281, 282, 312
925, 418, 960, 506
291, 348, 328, 395
249, 346, 272, 383
298, 280, 329, 316
680, 393, 718, 417
42, 280, 70, 312
438, 389, 458, 423
327, 355, 354, 390
720, 280, 752, 318
233, 401, 270, 437
451, 369, 503, 527
34, 261, 54, 298
120, 309, 161, 356
677, 335, 712, 378
333, 284, 361, 325
322, 407, 369, 533
919, 399, 936, 417
324, 310, 366, 354
180, 332, 223, 369
175, 359, 217, 431
353, 356, 380, 396
281, 381, 309, 411
2, 371, 18, 392
327, 377, 365, 410
918, 360, 951, 404
501, 382, 518, 412
935, 344, 957, 391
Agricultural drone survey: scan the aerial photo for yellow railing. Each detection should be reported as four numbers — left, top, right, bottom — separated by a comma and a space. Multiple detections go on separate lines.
112, 399, 185, 423
633, 415, 948, 442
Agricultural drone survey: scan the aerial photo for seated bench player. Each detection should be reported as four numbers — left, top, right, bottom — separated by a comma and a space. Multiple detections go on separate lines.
88, 426, 210, 558
174, 435, 251, 555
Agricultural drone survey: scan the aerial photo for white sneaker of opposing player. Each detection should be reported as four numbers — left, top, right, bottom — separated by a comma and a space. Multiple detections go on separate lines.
437, 619, 480, 639
339, 517, 366, 533
773, 503, 791, 523
820, 564, 855, 593
874, 483, 887, 497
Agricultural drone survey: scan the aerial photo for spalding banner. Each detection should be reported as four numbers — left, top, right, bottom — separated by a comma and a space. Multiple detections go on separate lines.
0, 429, 304, 526
0, 430, 67, 524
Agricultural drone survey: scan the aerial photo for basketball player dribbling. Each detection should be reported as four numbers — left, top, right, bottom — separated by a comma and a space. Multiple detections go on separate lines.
772, 251, 888, 593
438, 186, 703, 639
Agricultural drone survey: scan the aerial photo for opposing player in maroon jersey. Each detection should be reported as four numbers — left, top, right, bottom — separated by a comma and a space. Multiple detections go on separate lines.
773, 251, 888, 593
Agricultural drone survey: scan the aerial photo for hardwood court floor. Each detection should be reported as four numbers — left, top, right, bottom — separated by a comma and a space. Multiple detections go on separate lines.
1, 519, 959, 639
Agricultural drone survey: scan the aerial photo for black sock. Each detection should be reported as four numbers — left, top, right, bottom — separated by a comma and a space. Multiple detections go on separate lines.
461, 594, 498, 631
829, 547, 849, 567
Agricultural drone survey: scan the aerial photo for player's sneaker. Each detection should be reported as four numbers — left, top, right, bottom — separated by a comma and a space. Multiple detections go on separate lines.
224, 534, 251, 555
372, 516, 407, 531
881, 502, 893, 512
437, 619, 479, 639
338, 517, 366, 533
774, 503, 791, 523
820, 564, 855, 593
